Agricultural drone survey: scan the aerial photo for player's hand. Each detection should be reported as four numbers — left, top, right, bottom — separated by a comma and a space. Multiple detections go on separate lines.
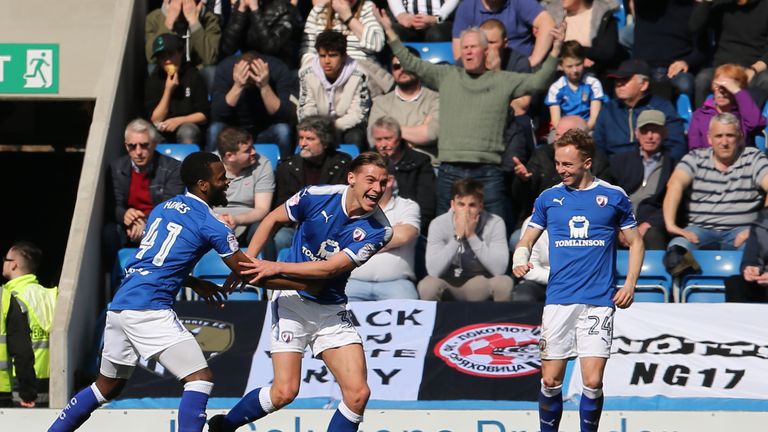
239, 258, 281, 284
223, 271, 247, 293
192, 278, 228, 308
512, 262, 533, 278
613, 285, 634, 309
512, 156, 532, 181
734, 228, 750, 248
19, 400, 35, 408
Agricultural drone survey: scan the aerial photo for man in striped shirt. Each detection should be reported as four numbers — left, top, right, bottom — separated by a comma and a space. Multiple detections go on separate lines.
662, 112, 768, 276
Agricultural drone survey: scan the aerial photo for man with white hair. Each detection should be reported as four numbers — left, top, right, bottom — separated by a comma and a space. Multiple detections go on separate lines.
663, 112, 768, 276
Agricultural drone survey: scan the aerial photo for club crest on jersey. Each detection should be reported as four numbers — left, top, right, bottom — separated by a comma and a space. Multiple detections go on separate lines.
356, 243, 377, 261
596, 195, 608, 207
227, 233, 239, 252
353, 227, 366, 241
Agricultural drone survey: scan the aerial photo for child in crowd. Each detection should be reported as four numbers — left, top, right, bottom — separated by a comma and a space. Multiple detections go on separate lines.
545, 41, 606, 131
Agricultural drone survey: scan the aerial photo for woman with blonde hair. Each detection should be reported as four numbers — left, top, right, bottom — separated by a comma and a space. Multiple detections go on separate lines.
688, 64, 766, 150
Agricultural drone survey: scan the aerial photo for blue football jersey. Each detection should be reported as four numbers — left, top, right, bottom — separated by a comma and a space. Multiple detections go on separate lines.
110, 193, 239, 311
529, 179, 636, 307
285, 185, 392, 304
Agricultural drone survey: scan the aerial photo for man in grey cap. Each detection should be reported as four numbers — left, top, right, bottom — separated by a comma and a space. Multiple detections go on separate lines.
609, 110, 678, 250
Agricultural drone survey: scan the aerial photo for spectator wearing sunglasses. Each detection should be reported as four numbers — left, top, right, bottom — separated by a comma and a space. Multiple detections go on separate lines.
102, 119, 185, 288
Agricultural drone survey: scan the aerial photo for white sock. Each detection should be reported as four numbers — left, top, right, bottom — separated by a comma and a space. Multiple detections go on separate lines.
184, 380, 214, 395
540, 379, 563, 398
90, 383, 108, 404
582, 386, 603, 399
259, 386, 276, 413
338, 401, 364, 423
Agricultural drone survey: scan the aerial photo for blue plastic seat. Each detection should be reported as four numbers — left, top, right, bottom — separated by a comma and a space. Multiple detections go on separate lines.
403, 42, 455, 65
615, 250, 672, 302
681, 250, 742, 303
253, 143, 280, 170
676, 94, 693, 132
156, 143, 200, 161
192, 250, 263, 301
755, 101, 768, 153
338, 143, 360, 159
113, 247, 138, 287
613, 1, 626, 30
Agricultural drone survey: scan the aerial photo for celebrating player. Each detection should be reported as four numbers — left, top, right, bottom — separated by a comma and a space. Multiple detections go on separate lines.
48, 152, 263, 432
512, 129, 644, 432
208, 152, 393, 432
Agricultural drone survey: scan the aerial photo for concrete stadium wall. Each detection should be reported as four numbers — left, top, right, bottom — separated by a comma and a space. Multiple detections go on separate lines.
0, 0, 126, 99
4, 409, 767, 431
0, 0, 152, 407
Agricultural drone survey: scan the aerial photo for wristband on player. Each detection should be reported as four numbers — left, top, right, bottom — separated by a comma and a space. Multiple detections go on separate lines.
512, 247, 531, 268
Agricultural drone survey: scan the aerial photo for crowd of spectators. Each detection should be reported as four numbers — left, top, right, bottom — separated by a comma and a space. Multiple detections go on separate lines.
104, 0, 768, 304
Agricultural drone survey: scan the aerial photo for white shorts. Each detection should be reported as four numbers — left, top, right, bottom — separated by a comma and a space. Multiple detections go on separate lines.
270, 291, 362, 357
101, 309, 207, 378
539, 304, 614, 360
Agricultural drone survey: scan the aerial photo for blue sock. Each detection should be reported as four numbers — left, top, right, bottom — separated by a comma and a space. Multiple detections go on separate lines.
178, 381, 212, 432
539, 388, 563, 432
579, 388, 604, 432
327, 402, 362, 432
223, 387, 272, 430
48, 384, 103, 432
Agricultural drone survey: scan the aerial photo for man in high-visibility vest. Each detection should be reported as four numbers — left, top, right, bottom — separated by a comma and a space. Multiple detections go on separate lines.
3, 241, 53, 406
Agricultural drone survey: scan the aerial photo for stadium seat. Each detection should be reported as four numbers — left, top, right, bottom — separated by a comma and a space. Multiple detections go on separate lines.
615, 250, 672, 302
403, 42, 455, 65
613, 1, 626, 30
277, 247, 290, 262
755, 102, 768, 153
680, 250, 742, 303
113, 247, 138, 287
254, 143, 280, 170
338, 143, 360, 159
676, 94, 693, 132
156, 143, 200, 161
192, 250, 263, 301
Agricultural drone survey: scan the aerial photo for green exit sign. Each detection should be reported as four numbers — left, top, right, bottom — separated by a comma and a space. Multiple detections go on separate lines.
0, 44, 59, 94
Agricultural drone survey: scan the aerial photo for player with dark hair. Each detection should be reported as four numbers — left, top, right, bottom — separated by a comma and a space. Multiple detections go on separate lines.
512, 130, 644, 432
209, 152, 393, 432
48, 152, 267, 432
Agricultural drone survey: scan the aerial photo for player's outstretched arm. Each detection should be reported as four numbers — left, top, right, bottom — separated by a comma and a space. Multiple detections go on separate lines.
614, 227, 645, 309
511, 227, 543, 278
240, 251, 357, 282
185, 275, 228, 307
245, 205, 291, 258
222, 251, 324, 293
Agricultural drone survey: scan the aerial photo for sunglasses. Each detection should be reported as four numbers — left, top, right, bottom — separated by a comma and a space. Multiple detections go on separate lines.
126, 142, 150, 151
392, 63, 402, 71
